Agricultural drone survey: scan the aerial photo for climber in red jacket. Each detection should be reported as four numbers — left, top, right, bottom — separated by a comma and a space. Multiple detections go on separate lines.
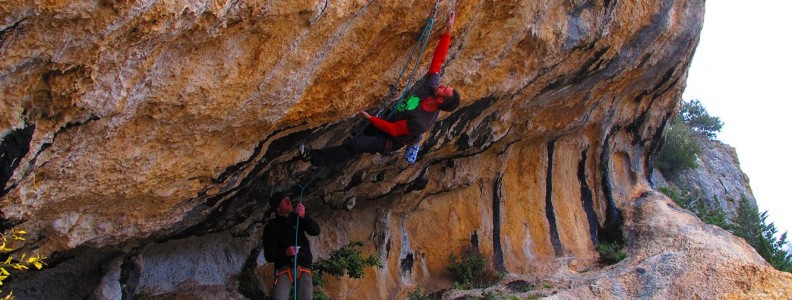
303, 12, 460, 166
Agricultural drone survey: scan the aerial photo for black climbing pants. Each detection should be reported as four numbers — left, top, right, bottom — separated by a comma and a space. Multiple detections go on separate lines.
310, 134, 404, 166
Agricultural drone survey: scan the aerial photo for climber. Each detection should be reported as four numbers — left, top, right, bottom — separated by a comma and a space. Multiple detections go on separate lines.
301, 12, 461, 166
262, 192, 321, 300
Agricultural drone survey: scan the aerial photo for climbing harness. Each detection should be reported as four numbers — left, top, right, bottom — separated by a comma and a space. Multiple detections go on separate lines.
274, 265, 313, 285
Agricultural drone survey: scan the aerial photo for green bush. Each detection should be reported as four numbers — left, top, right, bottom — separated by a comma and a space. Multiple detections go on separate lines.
656, 99, 724, 177
481, 291, 516, 300
596, 241, 626, 265
447, 249, 487, 289
312, 241, 382, 299
656, 119, 700, 175
407, 288, 429, 300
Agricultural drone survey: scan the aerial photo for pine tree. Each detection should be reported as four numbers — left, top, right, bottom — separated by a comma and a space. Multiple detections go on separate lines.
733, 197, 792, 272
679, 99, 723, 139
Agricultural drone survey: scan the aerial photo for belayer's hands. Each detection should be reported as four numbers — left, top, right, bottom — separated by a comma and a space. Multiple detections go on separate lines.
295, 203, 306, 218
446, 12, 455, 28
286, 246, 299, 257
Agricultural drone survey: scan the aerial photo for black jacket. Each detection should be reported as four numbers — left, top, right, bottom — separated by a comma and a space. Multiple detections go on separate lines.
262, 213, 321, 270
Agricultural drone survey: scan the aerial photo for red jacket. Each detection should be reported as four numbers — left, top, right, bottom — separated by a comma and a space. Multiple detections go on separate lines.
368, 32, 451, 142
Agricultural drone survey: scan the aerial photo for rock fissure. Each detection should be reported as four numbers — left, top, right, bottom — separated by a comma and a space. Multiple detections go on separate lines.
0, 125, 35, 199
0, 17, 27, 50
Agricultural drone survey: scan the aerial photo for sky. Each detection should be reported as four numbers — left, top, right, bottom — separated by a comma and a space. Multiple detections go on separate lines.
682, 0, 792, 239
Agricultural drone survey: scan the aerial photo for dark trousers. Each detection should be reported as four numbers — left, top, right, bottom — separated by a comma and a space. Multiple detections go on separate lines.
310, 133, 404, 166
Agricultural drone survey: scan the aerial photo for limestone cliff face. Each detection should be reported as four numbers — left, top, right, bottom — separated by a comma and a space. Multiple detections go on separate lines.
2, 0, 790, 299
654, 137, 756, 216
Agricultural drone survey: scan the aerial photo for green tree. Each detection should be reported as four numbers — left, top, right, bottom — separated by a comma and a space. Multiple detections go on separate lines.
733, 197, 792, 272
656, 119, 701, 175
656, 99, 725, 177
680, 99, 723, 139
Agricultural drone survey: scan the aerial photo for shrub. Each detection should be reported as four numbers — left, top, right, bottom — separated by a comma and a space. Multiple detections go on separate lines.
596, 241, 626, 265
656, 119, 700, 175
656, 99, 724, 177
447, 249, 486, 289
312, 241, 382, 299
0, 228, 46, 300
481, 291, 514, 300
407, 288, 429, 300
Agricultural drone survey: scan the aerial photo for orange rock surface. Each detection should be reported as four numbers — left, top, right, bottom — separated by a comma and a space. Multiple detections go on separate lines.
1, 0, 790, 298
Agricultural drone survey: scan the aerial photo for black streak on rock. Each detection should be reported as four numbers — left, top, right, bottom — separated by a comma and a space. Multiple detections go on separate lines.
1, 125, 35, 197
492, 175, 506, 272
423, 96, 498, 154
406, 176, 429, 192
400, 252, 414, 275
545, 139, 563, 256
541, 45, 611, 95
599, 127, 625, 244
344, 169, 367, 191
263, 127, 314, 164
578, 148, 599, 245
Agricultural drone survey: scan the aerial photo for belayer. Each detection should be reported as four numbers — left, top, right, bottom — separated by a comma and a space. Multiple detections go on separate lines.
262, 192, 321, 300
301, 12, 460, 166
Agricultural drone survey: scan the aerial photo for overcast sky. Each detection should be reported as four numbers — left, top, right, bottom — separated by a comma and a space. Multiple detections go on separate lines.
682, 0, 792, 239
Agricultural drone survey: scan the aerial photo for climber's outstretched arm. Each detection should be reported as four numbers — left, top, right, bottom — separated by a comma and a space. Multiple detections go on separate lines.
359, 110, 409, 137
428, 12, 455, 75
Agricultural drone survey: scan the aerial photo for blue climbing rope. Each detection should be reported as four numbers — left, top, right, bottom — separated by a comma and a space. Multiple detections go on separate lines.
286, 168, 325, 299
374, 11, 440, 120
